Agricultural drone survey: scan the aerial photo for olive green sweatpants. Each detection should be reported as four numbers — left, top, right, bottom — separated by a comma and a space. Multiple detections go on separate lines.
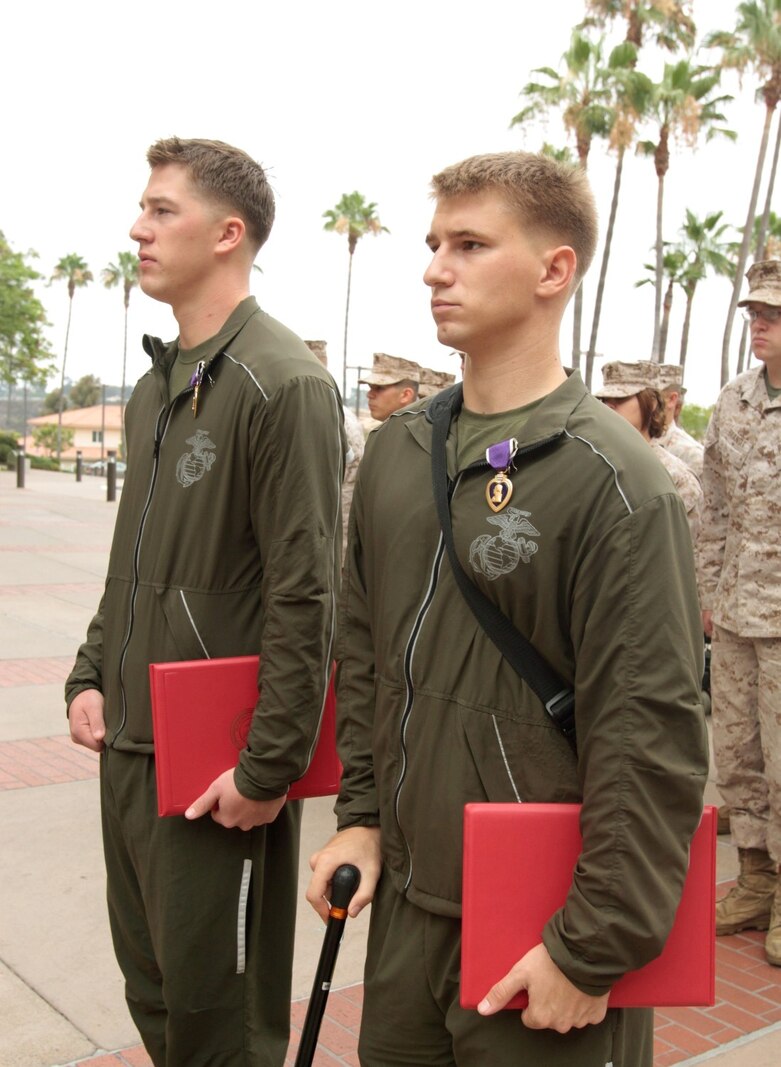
358, 876, 653, 1067
100, 748, 302, 1067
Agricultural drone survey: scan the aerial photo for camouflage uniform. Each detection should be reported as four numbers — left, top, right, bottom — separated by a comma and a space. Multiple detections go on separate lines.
698, 365, 781, 861
650, 440, 702, 546
341, 406, 365, 558
659, 422, 704, 480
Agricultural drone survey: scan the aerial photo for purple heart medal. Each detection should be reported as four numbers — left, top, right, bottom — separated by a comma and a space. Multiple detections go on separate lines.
485, 438, 518, 513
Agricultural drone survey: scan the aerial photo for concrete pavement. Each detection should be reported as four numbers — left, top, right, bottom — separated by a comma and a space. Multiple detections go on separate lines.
2, 467, 781, 1067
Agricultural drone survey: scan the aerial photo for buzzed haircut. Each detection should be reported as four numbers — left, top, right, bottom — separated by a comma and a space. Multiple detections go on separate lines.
431, 151, 598, 286
147, 137, 275, 252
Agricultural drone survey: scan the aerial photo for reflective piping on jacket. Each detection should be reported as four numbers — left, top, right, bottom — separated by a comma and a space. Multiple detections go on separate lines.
180, 591, 210, 659
116, 402, 175, 742
393, 476, 457, 890
222, 352, 269, 400
491, 717, 522, 802
236, 858, 252, 975
563, 430, 634, 515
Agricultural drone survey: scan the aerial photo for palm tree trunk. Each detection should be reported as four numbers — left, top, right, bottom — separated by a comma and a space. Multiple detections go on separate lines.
736, 321, 750, 375
342, 251, 354, 400
679, 287, 696, 379
659, 278, 674, 362
57, 295, 74, 465
586, 146, 625, 389
720, 103, 775, 387
754, 109, 781, 261
651, 172, 665, 361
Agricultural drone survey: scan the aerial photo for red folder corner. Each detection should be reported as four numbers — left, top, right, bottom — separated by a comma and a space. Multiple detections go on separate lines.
149, 656, 341, 817
461, 803, 716, 1009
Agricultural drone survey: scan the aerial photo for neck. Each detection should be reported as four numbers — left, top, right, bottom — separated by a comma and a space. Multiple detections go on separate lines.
461, 327, 566, 414
174, 279, 251, 349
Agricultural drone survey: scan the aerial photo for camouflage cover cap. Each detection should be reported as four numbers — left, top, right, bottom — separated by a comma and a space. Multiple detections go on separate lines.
358, 353, 422, 387
656, 363, 684, 390
594, 360, 660, 399
304, 340, 328, 367
418, 367, 457, 399
737, 260, 781, 307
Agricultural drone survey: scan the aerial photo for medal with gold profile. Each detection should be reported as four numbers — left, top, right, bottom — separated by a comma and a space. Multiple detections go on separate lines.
485, 438, 518, 513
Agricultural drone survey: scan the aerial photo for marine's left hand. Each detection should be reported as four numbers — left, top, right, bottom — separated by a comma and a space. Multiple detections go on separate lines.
477, 942, 610, 1033
184, 768, 286, 830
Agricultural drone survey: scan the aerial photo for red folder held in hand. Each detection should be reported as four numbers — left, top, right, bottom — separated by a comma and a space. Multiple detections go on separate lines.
461, 803, 716, 1009
149, 656, 341, 817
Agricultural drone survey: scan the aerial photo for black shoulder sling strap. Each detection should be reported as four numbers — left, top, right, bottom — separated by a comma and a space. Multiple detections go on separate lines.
429, 386, 577, 753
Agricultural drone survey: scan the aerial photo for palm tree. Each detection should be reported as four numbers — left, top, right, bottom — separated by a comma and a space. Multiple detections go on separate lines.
579, 3, 696, 387
511, 29, 613, 368
636, 246, 688, 362
673, 210, 735, 376
636, 59, 734, 359
582, 0, 696, 52
323, 192, 388, 398
584, 43, 653, 387
704, 0, 781, 385
102, 252, 139, 460
49, 254, 93, 464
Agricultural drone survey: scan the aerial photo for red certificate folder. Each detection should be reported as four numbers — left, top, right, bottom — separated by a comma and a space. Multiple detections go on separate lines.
149, 656, 341, 817
461, 803, 716, 1009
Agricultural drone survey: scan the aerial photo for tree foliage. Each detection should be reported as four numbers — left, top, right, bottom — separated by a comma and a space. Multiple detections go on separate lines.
33, 423, 74, 457
0, 231, 53, 390
70, 373, 101, 408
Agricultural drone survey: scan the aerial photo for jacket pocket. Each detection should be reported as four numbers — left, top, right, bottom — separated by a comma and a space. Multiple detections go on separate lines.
156, 587, 213, 660
459, 704, 579, 804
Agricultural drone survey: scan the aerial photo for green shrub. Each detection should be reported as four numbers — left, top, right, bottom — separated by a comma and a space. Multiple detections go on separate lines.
30, 455, 61, 471
0, 430, 21, 467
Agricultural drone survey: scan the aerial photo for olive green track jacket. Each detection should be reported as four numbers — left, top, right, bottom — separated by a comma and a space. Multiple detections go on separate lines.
65, 298, 345, 801
335, 372, 707, 996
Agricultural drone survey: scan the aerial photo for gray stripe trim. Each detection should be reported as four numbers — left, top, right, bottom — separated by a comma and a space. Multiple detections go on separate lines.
563, 430, 634, 515
236, 858, 252, 975
491, 717, 522, 802
179, 590, 210, 658
222, 352, 269, 399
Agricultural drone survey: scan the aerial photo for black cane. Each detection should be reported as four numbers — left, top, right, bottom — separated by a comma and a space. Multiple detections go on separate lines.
294, 863, 361, 1067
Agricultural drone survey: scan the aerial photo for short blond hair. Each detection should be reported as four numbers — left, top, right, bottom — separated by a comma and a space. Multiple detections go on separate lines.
147, 137, 275, 252
431, 151, 598, 285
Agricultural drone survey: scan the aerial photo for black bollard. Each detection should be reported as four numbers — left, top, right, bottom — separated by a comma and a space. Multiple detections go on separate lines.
106, 450, 117, 503
16, 449, 25, 489
75, 450, 83, 482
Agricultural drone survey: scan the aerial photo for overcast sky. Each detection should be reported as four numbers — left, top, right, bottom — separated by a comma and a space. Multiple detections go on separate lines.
2, 0, 775, 408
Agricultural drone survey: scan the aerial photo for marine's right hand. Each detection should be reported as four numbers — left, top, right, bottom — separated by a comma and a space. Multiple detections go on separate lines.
306, 826, 382, 923
702, 610, 713, 639
68, 688, 106, 752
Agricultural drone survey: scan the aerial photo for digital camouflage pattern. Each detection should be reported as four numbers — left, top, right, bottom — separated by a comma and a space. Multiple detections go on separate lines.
659, 422, 704, 479
698, 366, 781, 635
737, 260, 781, 308
710, 625, 781, 862
651, 440, 702, 545
341, 406, 365, 557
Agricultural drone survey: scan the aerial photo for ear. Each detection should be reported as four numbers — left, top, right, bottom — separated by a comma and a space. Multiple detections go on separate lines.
215, 215, 246, 257
399, 386, 416, 406
537, 245, 578, 300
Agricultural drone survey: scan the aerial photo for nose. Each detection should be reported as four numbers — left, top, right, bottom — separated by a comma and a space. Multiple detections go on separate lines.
423, 246, 452, 289
129, 211, 149, 243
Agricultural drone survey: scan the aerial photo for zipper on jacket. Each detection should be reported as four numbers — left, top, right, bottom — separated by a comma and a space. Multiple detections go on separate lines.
393, 476, 459, 890
113, 402, 175, 744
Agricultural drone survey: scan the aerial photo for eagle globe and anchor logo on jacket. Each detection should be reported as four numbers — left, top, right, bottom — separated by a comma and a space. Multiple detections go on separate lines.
176, 428, 217, 488
469, 435, 541, 580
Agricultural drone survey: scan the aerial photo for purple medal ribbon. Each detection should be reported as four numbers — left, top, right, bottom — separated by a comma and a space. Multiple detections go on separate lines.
486, 438, 518, 471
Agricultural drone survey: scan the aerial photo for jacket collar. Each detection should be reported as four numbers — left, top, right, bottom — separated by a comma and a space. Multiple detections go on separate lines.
738, 365, 781, 410
141, 296, 261, 369
409, 370, 590, 459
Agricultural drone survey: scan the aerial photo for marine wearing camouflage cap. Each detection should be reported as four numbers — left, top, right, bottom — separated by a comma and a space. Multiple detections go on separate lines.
738, 260, 781, 307
358, 353, 422, 388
